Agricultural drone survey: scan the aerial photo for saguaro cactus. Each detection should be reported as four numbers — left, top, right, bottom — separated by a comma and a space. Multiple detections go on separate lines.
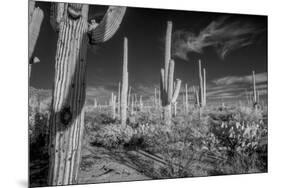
94, 98, 98, 108
121, 37, 129, 127
117, 82, 121, 118
173, 101, 177, 117
128, 86, 131, 111
203, 68, 206, 105
185, 84, 189, 113
111, 93, 116, 119
29, 0, 44, 80
154, 88, 157, 109
48, 3, 126, 186
193, 86, 200, 107
252, 70, 257, 104
198, 60, 207, 107
139, 95, 143, 112
130, 93, 134, 115
160, 21, 181, 125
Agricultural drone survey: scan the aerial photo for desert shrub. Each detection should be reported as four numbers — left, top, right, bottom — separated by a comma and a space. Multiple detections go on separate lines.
205, 106, 267, 174
209, 107, 267, 155
85, 111, 117, 133
29, 111, 50, 150
143, 105, 267, 178
84, 104, 267, 178
89, 124, 134, 148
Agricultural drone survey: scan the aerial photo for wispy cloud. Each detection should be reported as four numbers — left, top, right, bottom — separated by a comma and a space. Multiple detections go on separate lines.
172, 16, 265, 60
213, 72, 267, 85
208, 93, 238, 100
207, 85, 245, 97
206, 72, 268, 103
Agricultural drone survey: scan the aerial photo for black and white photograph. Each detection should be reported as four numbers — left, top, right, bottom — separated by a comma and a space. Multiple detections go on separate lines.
28, 0, 268, 187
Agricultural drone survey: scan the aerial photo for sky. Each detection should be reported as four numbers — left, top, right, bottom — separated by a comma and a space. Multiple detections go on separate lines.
30, 1, 267, 104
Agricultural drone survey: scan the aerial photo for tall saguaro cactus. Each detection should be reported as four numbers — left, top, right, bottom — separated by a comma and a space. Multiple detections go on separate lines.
185, 84, 189, 113
198, 60, 207, 107
48, 3, 126, 186
29, 0, 44, 80
121, 37, 129, 127
252, 70, 257, 104
117, 82, 121, 118
203, 68, 206, 105
111, 93, 116, 119
193, 86, 200, 107
139, 95, 143, 112
160, 21, 181, 125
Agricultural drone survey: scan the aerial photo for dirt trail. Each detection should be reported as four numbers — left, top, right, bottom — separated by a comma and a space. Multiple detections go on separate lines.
78, 144, 168, 184
29, 141, 169, 187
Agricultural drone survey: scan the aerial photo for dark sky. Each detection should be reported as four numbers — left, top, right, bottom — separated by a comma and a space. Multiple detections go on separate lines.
30, 1, 267, 104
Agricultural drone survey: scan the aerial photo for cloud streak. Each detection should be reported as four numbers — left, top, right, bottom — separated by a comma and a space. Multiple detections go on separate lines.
172, 16, 265, 60
213, 72, 267, 85
206, 72, 268, 103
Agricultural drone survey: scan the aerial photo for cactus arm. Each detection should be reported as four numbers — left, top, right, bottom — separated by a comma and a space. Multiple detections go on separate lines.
50, 3, 66, 31
88, 6, 126, 44
29, 5, 44, 60
171, 79, 181, 103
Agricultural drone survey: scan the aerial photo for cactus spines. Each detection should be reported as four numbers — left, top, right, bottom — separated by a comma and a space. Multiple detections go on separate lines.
121, 37, 128, 127
160, 21, 181, 125
48, 3, 126, 186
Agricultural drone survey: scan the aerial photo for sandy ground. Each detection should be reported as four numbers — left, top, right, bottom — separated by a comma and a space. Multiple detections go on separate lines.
30, 138, 171, 187
78, 143, 169, 184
